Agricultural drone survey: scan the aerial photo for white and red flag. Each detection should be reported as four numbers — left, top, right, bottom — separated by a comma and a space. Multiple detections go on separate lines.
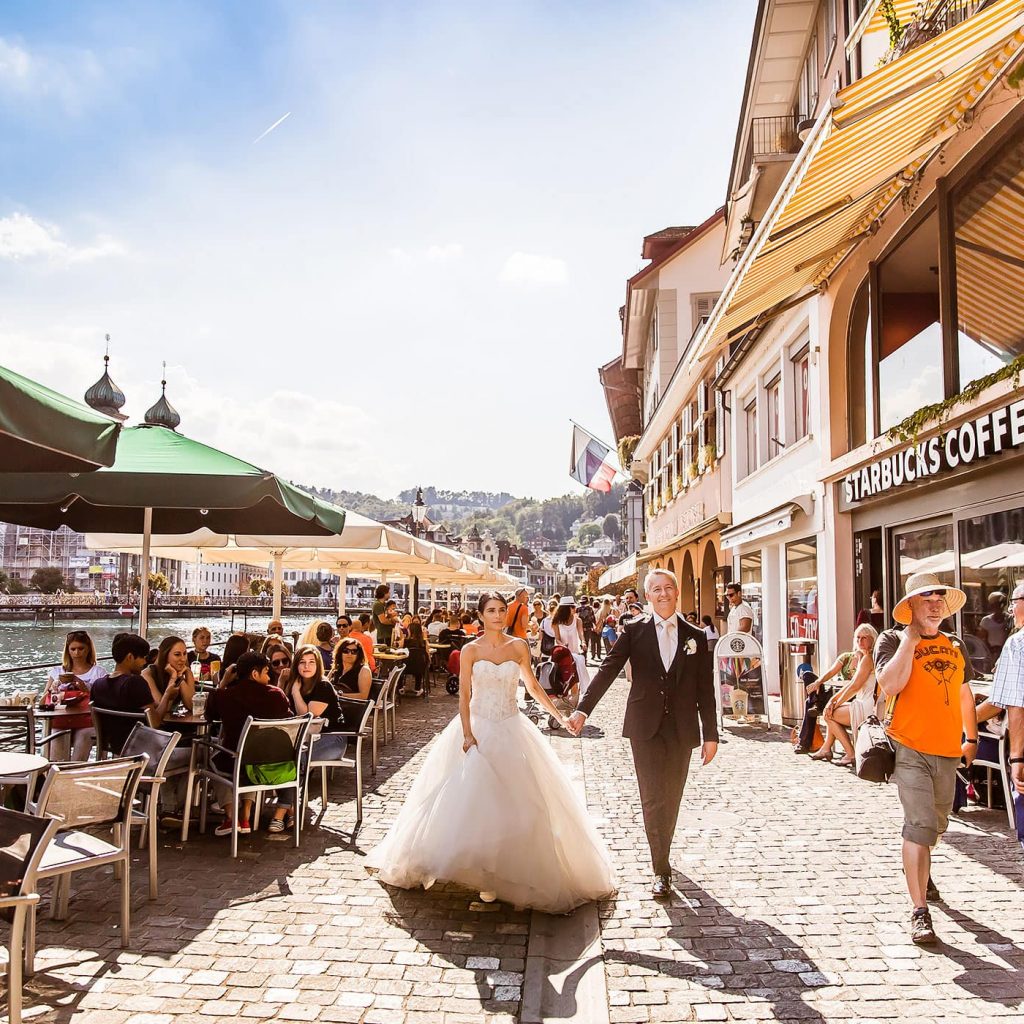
569, 423, 619, 493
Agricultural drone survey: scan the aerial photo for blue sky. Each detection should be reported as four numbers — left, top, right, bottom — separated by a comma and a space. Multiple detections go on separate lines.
0, 0, 756, 499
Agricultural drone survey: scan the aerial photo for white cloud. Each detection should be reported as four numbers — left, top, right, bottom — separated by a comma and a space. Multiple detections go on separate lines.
498, 251, 568, 286
0, 213, 127, 265
425, 243, 463, 262
0, 36, 105, 112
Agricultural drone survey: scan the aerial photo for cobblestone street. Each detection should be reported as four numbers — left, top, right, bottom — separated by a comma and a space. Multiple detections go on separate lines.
13, 675, 1024, 1023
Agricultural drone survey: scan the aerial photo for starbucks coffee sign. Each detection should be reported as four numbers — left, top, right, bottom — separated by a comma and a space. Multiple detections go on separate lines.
843, 397, 1024, 504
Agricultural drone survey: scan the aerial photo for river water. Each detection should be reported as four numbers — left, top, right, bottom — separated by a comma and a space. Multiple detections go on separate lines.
0, 614, 317, 696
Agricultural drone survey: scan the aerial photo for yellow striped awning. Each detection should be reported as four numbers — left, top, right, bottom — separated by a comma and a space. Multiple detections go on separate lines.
849, 0, 922, 54
701, 0, 1024, 356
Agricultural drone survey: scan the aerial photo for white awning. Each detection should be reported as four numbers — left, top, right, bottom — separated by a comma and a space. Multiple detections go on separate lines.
720, 498, 813, 551
598, 553, 637, 590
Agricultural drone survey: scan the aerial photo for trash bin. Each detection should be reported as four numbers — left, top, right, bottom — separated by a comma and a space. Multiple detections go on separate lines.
779, 638, 818, 727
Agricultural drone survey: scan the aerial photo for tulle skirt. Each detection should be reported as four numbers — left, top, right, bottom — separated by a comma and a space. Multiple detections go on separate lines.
365, 710, 615, 913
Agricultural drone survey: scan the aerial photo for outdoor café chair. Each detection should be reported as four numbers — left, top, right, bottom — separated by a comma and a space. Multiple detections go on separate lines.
380, 663, 405, 742
120, 724, 186, 900
189, 714, 312, 858
0, 808, 60, 1024
305, 697, 375, 826
367, 677, 389, 776
25, 755, 149, 972
972, 729, 1016, 829
91, 706, 148, 759
0, 706, 71, 760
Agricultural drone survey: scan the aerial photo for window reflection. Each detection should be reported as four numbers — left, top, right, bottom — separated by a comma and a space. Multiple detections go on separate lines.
896, 523, 956, 633
959, 507, 1024, 674
786, 540, 818, 640
954, 135, 1024, 385
739, 552, 763, 643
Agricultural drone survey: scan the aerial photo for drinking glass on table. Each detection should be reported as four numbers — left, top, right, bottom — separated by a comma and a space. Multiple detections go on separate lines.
192, 691, 208, 718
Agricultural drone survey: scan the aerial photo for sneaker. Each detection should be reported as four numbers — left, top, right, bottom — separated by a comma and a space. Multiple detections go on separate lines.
910, 907, 937, 945
214, 819, 234, 838
926, 876, 940, 902
267, 817, 286, 834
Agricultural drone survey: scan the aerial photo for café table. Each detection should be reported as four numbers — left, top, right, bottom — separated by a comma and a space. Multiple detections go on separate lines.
0, 751, 49, 810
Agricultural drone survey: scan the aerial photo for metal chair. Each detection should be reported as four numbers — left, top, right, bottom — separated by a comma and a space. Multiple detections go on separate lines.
366, 678, 387, 776
189, 715, 312, 858
972, 729, 1016, 829
91, 706, 148, 759
0, 706, 71, 760
376, 663, 404, 747
25, 755, 149, 971
120, 725, 186, 899
305, 698, 375, 826
0, 808, 59, 1024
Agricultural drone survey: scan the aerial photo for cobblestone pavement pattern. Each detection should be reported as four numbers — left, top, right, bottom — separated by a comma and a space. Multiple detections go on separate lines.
9, 674, 1024, 1023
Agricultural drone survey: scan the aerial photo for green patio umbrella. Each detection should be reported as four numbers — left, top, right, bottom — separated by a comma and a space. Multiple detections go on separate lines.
0, 363, 120, 472
0, 423, 345, 635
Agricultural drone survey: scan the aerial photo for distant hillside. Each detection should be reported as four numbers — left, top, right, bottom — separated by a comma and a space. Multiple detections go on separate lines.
302, 483, 626, 549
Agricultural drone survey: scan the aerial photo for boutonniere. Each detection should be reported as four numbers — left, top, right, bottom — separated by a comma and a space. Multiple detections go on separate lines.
684, 638, 698, 656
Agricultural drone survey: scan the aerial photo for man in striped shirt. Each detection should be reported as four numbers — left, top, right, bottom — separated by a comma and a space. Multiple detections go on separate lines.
990, 582, 1024, 806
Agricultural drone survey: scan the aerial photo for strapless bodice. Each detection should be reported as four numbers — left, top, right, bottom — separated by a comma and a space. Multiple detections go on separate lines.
470, 660, 521, 722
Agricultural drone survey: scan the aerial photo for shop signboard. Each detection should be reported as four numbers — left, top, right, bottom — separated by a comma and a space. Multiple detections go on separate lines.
713, 631, 765, 726
843, 397, 1024, 505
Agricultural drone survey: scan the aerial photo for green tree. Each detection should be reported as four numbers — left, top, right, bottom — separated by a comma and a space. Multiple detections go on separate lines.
292, 579, 322, 597
29, 567, 65, 593
602, 513, 621, 541
0, 571, 27, 594
577, 523, 602, 546
148, 572, 170, 594
249, 577, 273, 597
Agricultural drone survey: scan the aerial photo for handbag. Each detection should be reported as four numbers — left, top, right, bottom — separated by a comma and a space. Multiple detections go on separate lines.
854, 715, 895, 783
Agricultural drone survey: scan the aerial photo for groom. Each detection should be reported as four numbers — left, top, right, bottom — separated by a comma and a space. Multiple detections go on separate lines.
567, 568, 718, 898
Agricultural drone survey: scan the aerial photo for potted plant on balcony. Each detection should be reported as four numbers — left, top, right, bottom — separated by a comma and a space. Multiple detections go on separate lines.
700, 442, 717, 473
686, 460, 699, 483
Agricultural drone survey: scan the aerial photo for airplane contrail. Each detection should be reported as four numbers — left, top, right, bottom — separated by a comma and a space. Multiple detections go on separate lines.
253, 111, 291, 144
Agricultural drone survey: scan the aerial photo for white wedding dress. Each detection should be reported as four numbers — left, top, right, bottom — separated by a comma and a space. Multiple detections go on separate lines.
365, 659, 615, 913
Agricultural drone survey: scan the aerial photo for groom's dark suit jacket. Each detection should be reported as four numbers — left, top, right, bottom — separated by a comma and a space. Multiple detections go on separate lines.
577, 613, 718, 747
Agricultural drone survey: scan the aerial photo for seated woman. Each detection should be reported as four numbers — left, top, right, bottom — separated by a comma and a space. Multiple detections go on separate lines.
218, 633, 252, 687
812, 624, 879, 767
314, 622, 335, 673
287, 643, 348, 769
204, 651, 295, 837
329, 638, 374, 700
401, 620, 430, 696
43, 629, 106, 761
143, 636, 197, 714
265, 643, 292, 688
188, 626, 221, 684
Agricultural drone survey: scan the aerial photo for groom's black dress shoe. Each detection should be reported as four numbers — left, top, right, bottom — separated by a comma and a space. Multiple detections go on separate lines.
652, 874, 673, 899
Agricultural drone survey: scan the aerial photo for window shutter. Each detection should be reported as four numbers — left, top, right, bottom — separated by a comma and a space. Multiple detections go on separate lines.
715, 387, 726, 455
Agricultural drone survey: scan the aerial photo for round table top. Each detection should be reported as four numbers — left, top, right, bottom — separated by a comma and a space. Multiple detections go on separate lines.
375, 650, 409, 661
0, 752, 48, 776
164, 713, 209, 727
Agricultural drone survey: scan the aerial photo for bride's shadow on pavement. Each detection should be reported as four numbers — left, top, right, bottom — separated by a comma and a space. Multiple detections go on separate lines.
529, 875, 830, 1024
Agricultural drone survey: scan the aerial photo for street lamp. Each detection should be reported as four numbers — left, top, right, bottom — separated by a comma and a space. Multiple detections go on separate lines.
409, 486, 427, 614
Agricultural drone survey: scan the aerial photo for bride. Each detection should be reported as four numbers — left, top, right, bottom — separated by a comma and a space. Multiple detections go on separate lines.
365, 592, 615, 913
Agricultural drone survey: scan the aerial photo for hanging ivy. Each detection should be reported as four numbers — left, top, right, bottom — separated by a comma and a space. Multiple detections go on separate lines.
879, 0, 905, 50
885, 354, 1024, 444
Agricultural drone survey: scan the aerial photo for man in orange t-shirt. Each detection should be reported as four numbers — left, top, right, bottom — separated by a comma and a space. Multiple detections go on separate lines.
505, 587, 530, 640
876, 573, 978, 947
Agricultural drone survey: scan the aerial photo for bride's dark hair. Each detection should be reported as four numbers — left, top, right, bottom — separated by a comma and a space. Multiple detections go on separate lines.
477, 592, 508, 615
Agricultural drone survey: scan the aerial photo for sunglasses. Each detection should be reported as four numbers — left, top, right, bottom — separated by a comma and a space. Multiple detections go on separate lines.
918, 589, 947, 598
270, 658, 290, 667
340, 645, 360, 654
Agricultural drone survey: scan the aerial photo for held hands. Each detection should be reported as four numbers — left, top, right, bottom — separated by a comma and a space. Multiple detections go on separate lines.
462, 733, 478, 753
701, 741, 718, 766
565, 711, 586, 736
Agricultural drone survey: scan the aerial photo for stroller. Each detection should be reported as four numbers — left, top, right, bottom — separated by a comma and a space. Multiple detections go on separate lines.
534, 645, 581, 731
445, 648, 462, 695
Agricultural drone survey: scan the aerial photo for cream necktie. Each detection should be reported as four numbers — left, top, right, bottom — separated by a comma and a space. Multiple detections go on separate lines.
658, 618, 676, 671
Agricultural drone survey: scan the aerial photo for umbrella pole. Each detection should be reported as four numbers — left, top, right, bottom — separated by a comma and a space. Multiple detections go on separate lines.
272, 551, 284, 621
337, 570, 347, 615
430, 584, 436, 612
411, 575, 419, 615
139, 507, 153, 639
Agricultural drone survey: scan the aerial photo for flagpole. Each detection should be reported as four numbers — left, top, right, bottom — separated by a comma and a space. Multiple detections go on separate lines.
569, 419, 619, 455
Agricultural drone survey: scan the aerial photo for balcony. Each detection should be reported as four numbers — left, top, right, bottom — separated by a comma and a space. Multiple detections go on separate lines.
894, 0, 991, 58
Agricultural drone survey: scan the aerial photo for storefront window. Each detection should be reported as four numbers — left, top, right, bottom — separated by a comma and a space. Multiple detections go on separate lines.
953, 133, 1024, 387
877, 209, 943, 433
959, 506, 1024, 674
847, 276, 873, 447
786, 539, 818, 639
739, 552, 763, 642
895, 523, 956, 632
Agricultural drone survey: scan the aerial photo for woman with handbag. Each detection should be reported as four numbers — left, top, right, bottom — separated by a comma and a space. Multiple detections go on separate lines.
44, 629, 105, 761
810, 624, 879, 766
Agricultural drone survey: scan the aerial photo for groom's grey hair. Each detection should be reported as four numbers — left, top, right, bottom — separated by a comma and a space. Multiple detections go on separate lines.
643, 568, 677, 595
